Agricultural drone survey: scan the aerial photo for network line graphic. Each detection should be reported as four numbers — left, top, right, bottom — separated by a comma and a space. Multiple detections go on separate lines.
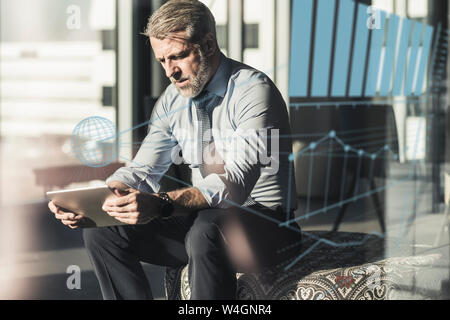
282, 130, 399, 226
69, 108, 424, 272
278, 0, 448, 270
66, 0, 449, 273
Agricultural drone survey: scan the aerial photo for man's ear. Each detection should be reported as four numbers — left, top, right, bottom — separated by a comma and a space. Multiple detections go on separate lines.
203, 33, 217, 57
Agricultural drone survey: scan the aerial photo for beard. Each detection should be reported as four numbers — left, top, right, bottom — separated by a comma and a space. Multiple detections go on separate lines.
171, 47, 211, 98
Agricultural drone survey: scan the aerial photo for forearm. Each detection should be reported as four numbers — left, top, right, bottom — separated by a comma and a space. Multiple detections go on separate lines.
167, 187, 210, 214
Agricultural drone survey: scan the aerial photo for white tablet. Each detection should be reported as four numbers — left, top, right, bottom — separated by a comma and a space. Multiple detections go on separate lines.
46, 185, 125, 228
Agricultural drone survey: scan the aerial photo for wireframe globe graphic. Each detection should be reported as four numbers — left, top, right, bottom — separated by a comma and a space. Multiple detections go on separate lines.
71, 117, 117, 168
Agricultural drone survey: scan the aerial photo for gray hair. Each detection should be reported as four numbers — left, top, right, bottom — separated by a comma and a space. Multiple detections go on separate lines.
144, 0, 217, 45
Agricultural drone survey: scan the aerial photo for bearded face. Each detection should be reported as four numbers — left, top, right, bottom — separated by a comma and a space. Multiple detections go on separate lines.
170, 46, 211, 97
151, 35, 212, 98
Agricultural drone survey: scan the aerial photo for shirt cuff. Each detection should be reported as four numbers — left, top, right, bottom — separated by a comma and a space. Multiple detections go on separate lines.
193, 173, 230, 209
105, 167, 160, 194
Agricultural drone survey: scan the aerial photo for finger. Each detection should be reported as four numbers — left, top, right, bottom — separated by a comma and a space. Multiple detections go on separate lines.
103, 203, 137, 213
102, 200, 135, 212
48, 201, 57, 212
50, 203, 75, 217
56, 212, 83, 221
49, 202, 64, 215
61, 219, 79, 226
104, 193, 136, 207
106, 211, 137, 220
68, 217, 86, 229
58, 209, 76, 216
55, 212, 77, 220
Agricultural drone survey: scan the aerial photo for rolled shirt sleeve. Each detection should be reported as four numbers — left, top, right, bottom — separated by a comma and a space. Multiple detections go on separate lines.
194, 80, 280, 209
106, 96, 177, 194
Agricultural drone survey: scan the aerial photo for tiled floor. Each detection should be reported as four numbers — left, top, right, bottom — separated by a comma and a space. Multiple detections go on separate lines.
1, 162, 449, 299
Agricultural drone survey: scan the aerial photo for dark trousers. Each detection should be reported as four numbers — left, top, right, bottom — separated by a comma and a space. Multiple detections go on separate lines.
83, 204, 301, 300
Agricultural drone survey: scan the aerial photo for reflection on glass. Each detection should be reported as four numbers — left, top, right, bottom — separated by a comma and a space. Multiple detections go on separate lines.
0, 0, 116, 205
373, 0, 394, 14
0, 0, 117, 298
407, 0, 428, 18
200, 0, 228, 54
243, 0, 275, 80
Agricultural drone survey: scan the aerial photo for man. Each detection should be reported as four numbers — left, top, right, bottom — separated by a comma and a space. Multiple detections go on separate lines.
48, 0, 301, 300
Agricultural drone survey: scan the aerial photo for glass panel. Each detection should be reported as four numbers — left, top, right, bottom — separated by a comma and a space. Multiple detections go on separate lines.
0, 0, 117, 299
289, 0, 314, 97
331, 0, 355, 97
311, 0, 336, 97
0, 0, 117, 205
200, 0, 228, 55
408, 0, 428, 18
373, 0, 394, 13
289, 0, 450, 301
0, 0, 447, 302
349, 3, 370, 96
395, 0, 407, 16
243, 0, 275, 80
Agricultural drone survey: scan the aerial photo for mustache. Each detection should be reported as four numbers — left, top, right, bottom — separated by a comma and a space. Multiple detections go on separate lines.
170, 76, 189, 84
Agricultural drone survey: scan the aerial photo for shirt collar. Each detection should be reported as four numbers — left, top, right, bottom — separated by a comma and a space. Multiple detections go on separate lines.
203, 52, 231, 98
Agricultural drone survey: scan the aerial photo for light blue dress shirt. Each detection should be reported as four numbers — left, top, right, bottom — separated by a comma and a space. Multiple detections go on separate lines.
107, 53, 297, 210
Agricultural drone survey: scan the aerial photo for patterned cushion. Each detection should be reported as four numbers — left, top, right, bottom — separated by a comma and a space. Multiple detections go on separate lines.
164, 231, 445, 300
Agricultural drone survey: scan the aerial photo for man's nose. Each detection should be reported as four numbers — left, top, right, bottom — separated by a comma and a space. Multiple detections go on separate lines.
164, 62, 180, 79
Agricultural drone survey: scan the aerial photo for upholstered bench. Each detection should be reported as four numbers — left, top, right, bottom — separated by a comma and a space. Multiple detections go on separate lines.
164, 231, 446, 300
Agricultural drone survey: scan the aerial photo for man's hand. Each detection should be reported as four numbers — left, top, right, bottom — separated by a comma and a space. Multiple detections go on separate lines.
48, 201, 85, 229
107, 180, 133, 197
102, 190, 161, 225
